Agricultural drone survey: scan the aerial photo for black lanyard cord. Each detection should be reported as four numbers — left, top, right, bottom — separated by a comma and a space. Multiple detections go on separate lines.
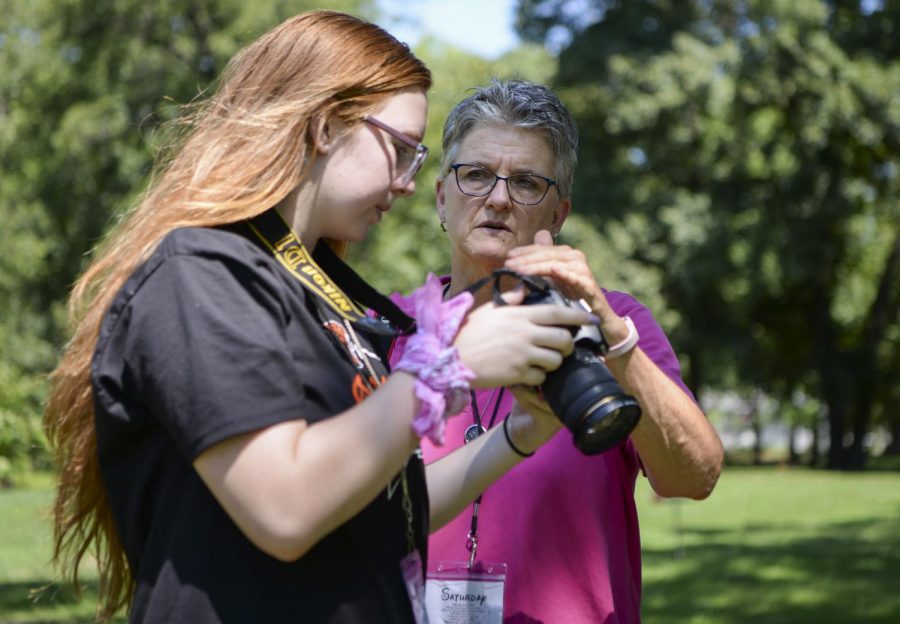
470, 388, 506, 433
465, 387, 507, 566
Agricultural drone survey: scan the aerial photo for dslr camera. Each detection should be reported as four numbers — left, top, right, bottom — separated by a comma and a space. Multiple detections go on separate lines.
487, 270, 642, 455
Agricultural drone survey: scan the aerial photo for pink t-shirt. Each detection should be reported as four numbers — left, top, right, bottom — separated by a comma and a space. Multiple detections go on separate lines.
393, 284, 692, 623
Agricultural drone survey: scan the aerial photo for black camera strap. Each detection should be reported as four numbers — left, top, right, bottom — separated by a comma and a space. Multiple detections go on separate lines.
460, 268, 560, 309
245, 208, 415, 333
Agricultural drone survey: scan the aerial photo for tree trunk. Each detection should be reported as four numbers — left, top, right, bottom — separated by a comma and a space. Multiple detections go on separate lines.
884, 421, 900, 456
847, 232, 900, 470
826, 391, 849, 470
847, 396, 872, 470
752, 416, 763, 465
748, 392, 763, 465
788, 421, 800, 465
808, 411, 821, 467
812, 273, 855, 470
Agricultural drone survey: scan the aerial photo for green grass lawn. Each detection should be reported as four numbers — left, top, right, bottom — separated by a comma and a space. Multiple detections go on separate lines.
1, 467, 898, 622
0, 473, 112, 624
636, 466, 900, 623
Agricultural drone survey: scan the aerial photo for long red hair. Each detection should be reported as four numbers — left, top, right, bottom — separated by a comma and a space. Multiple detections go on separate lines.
43, 10, 430, 620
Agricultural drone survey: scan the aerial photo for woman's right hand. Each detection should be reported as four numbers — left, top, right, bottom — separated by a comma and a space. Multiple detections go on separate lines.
453, 297, 597, 388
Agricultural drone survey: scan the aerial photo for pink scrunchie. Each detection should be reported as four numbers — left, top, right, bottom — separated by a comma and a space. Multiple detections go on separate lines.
391, 274, 475, 445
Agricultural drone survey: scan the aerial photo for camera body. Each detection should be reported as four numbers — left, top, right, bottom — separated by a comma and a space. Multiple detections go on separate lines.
519, 275, 642, 455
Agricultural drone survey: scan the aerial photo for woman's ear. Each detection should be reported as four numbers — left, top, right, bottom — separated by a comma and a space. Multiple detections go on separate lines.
308, 114, 333, 155
551, 198, 571, 236
435, 177, 447, 223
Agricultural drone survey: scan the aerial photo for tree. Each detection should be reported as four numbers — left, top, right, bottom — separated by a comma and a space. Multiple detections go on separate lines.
516, 0, 900, 469
0, 0, 562, 479
0, 0, 371, 479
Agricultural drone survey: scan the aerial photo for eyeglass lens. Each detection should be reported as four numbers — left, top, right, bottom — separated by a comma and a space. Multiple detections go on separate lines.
396, 146, 425, 185
364, 116, 427, 185
453, 164, 552, 205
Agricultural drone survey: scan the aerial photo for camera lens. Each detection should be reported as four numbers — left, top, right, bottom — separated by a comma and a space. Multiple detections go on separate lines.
576, 396, 641, 454
475, 269, 642, 455
542, 346, 641, 455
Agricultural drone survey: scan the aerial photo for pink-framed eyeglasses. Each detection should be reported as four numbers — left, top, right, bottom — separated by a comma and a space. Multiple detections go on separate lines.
363, 116, 428, 186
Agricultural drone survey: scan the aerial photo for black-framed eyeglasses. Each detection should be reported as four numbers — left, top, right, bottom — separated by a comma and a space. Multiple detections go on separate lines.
363, 116, 428, 186
449, 163, 557, 205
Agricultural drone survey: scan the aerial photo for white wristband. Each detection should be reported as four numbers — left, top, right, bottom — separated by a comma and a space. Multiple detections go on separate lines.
605, 316, 639, 359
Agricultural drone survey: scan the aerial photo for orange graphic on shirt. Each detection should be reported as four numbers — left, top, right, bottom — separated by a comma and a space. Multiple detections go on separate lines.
322, 320, 361, 367
323, 320, 387, 402
352, 373, 388, 403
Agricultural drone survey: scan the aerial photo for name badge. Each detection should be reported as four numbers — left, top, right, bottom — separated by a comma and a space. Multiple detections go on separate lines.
425, 561, 507, 624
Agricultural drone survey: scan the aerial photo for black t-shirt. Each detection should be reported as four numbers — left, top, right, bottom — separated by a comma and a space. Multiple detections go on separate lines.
92, 225, 428, 623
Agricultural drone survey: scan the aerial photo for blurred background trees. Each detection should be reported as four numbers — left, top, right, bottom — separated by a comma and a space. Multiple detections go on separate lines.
0, 0, 896, 480
0, 0, 373, 482
514, 0, 899, 470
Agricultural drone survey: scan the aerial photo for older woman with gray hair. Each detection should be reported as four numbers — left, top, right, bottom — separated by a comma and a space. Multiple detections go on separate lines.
399, 80, 723, 623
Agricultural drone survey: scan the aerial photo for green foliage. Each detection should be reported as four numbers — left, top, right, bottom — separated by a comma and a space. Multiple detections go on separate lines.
516, 0, 900, 468
0, 409, 49, 485
4, 0, 897, 476
0, 0, 559, 479
0, 0, 374, 478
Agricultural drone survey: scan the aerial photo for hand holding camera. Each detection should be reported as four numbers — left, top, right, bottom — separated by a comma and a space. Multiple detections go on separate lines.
452, 289, 589, 389
480, 269, 642, 455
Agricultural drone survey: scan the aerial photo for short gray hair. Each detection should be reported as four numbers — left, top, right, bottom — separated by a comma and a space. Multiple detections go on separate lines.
440, 79, 578, 199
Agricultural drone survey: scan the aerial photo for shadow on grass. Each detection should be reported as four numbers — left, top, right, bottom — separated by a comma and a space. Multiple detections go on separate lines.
3, 517, 897, 623
0, 579, 118, 624
642, 517, 900, 624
